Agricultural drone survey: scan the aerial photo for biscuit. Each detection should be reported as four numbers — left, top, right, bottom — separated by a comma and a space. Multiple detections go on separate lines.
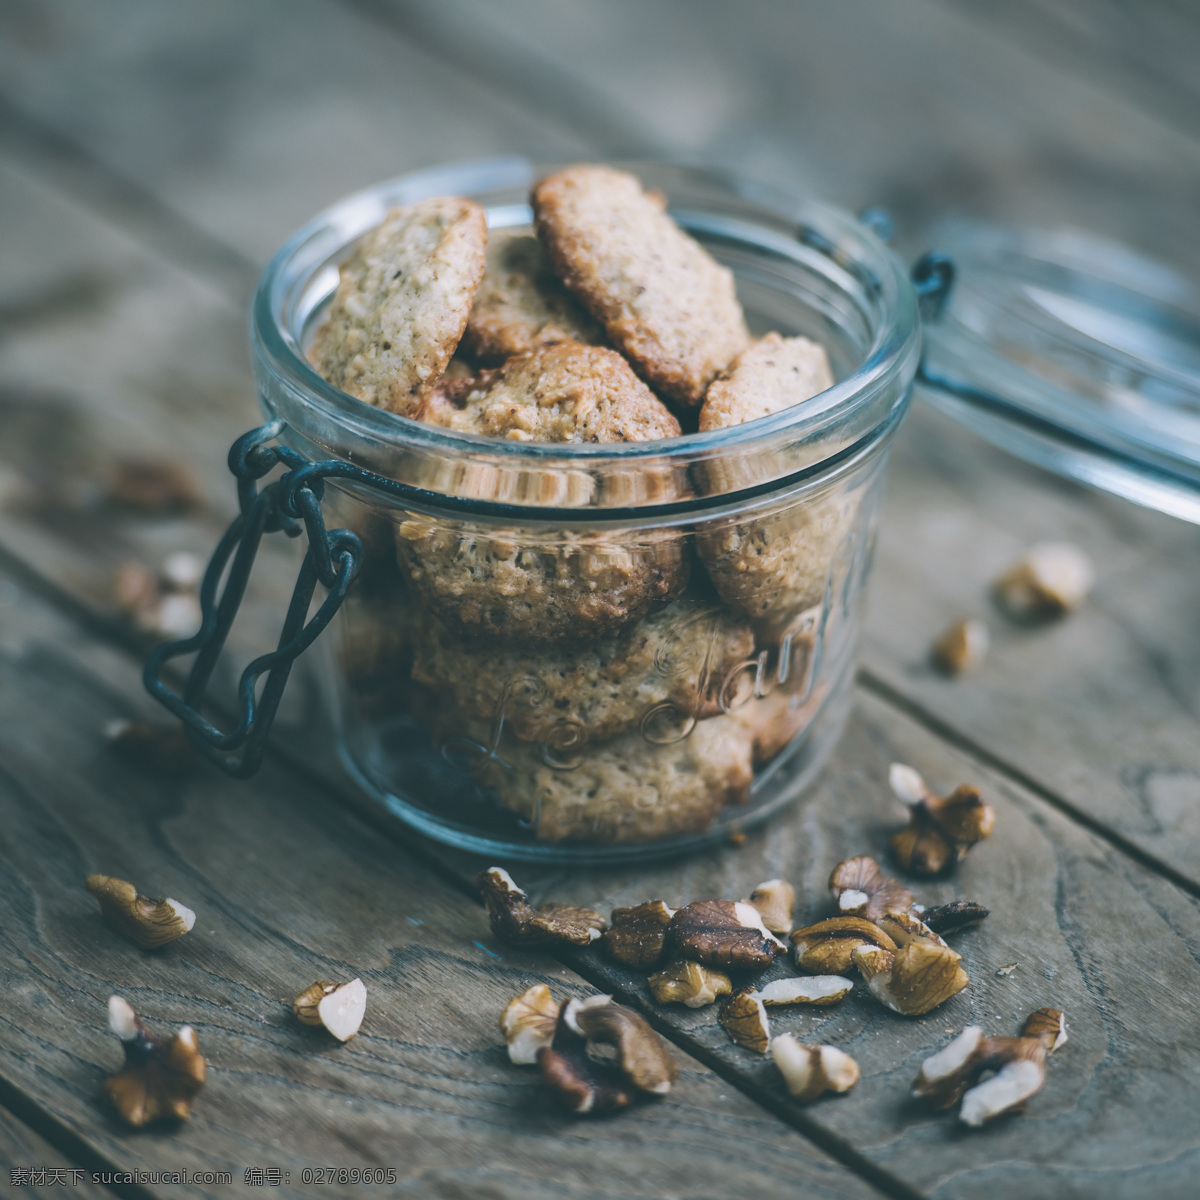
419, 342, 680, 442
697, 490, 858, 634
309, 197, 487, 416
462, 231, 604, 364
409, 591, 754, 745
699, 333, 833, 431
490, 713, 753, 843
394, 519, 690, 646
533, 166, 749, 408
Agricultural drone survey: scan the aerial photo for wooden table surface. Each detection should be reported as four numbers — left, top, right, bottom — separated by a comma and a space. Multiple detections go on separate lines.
2, 3, 1199, 1197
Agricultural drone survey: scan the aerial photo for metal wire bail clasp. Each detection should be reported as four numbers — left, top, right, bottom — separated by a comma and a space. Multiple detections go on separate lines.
142, 419, 362, 778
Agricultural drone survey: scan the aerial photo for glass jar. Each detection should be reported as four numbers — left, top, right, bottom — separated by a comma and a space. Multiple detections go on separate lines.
246, 158, 919, 861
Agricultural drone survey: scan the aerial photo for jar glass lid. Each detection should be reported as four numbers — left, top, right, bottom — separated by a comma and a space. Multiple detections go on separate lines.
917, 220, 1200, 523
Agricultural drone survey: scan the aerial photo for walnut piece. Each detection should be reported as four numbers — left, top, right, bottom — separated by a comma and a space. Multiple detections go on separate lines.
852, 936, 969, 1017
108, 458, 203, 514
931, 617, 989, 675
293, 979, 366, 1041
791, 916, 898, 974
103, 719, 196, 774
500, 984, 561, 1064
754, 976, 854, 1007
993, 542, 1094, 619
648, 960, 732, 1008
888, 764, 995, 876
537, 995, 676, 1114
719, 989, 771, 1053
103, 997, 206, 1127
748, 879, 795, 935
828, 856, 914, 922
601, 899, 675, 967
918, 900, 990, 936
475, 867, 605, 947
663, 900, 785, 970
771, 1034, 859, 1102
85, 874, 195, 949
913, 1008, 1067, 1126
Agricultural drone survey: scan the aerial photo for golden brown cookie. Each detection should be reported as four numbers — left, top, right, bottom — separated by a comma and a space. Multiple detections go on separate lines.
409, 591, 754, 746
419, 342, 680, 442
533, 166, 749, 408
697, 490, 860, 635
490, 713, 753, 843
394, 518, 690, 646
462, 230, 605, 365
309, 197, 487, 416
699, 333, 834, 431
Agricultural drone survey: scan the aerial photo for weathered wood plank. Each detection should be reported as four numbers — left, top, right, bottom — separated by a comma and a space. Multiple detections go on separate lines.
0, 571, 882, 1200
478, 688, 1200, 1200
0, 1107, 110, 1200
0, 0, 586, 266
944, 0, 1200, 144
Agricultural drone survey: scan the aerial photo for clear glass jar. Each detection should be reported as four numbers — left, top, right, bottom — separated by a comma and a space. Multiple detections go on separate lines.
251, 159, 919, 861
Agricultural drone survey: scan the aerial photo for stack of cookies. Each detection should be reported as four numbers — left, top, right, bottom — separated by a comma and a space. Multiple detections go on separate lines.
312, 165, 860, 844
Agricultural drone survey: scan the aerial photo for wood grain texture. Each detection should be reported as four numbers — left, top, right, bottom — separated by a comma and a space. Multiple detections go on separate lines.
0, 1107, 110, 1199
0, 572, 880, 1200
477, 689, 1200, 1200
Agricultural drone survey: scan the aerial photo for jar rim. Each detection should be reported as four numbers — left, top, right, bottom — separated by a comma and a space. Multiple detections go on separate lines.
251, 158, 920, 499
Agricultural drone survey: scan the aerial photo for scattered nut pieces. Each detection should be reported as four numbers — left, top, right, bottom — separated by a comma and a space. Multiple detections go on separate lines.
112, 553, 204, 642
888, 764, 995, 876
828, 856, 914, 922
852, 935, 969, 1017
601, 899, 675, 967
663, 900, 785, 969
1021, 1007, 1068, 1053
771, 1034, 859, 1102
754, 976, 854, 1007
648, 960, 732, 1008
537, 995, 677, 1115
293, 979, 367, 1041
994, 542, 1094, 619
475, 867, 606, 948
919, 900, 990, 936
791, 917, 898, 975
103, 718, 197, 773
84, 874, 195, 949
103, 996, 206, 1127
720, 989, 771, 1053
931, 617, 989, 675
108, 459, 203, 515
914, 1009, 1067, 1127
499, 984, 560, 1064
748, 879, 795, 935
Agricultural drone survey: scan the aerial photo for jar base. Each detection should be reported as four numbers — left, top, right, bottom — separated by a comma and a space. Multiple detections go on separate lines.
336, 670, 854, 864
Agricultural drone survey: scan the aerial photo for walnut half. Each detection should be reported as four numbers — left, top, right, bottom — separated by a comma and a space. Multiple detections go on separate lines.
476, 867, 606, 948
